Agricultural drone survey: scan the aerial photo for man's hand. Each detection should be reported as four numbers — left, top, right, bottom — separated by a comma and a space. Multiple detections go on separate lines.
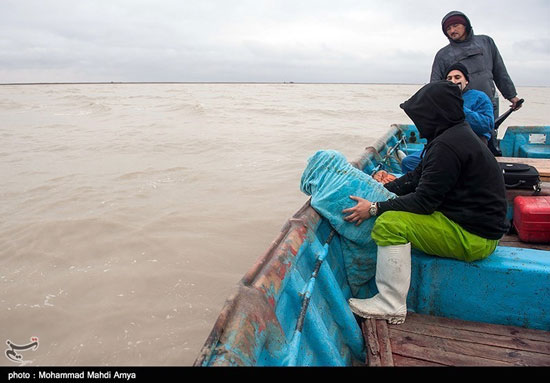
509, 96, 522, 111
342, 196, 372, 226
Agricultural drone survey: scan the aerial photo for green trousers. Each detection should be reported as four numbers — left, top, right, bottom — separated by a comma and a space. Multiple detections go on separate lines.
371, 210, 498, 262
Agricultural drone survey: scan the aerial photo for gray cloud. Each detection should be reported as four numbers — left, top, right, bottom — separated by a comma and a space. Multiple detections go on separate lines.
513, 39, 550, 56
0, 0, 548, 85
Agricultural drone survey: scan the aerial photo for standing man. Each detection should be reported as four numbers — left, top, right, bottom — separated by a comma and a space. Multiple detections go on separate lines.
401, 62, 494, 172
430, 10, 521, 155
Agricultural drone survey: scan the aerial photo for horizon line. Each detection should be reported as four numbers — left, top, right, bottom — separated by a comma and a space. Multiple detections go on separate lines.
0, 81, 423, 86
1, 81, 547, 87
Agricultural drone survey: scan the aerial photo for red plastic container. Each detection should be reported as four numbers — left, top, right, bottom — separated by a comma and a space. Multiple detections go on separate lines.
513, 196, 550, 243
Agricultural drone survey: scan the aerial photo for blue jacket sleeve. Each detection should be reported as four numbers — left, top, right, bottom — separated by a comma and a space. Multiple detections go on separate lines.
463, 90, 494, 140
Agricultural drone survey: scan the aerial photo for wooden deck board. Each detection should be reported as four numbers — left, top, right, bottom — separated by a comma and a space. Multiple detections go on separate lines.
391, 354, 445, 366
393, 321, 550, 354
499, 233, 550, 251
402, 311, 550, 343
362, 319, 381, 366
361, 312, 550, 366
389, 331, 515, 366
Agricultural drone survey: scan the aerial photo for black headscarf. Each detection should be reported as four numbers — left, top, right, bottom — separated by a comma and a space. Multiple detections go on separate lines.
445, 62, 469, 82
400, 80, 465, 143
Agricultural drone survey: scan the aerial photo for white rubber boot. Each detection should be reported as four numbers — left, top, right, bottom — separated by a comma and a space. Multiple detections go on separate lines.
348, 243, 411, 324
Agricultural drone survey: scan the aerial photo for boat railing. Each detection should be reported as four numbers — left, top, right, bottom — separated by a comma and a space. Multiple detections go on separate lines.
351, 124, 408, 175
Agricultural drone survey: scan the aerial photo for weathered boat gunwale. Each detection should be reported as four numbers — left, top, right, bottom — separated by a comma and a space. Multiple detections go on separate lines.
350, 124, 404, 172
240, 200, 318, 286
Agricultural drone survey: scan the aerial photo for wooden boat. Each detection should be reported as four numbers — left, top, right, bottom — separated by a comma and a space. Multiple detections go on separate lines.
194, 124, 550, 367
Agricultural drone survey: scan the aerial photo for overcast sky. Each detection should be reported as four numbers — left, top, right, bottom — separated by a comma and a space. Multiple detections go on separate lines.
1, 0, 548, 85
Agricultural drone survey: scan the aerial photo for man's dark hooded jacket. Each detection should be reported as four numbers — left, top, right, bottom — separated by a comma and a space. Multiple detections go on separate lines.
377, 81, 509, 240
430, 11, 517, 112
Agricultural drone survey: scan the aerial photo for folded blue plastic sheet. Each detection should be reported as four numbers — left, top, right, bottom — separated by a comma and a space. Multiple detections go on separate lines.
300, 150, 396, 297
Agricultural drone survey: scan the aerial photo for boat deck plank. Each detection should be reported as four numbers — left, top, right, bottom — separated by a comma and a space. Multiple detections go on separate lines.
499, 232, 550, 250
362, 312, 550, 366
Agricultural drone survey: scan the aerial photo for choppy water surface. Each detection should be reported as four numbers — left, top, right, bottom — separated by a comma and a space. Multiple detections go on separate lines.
1, 83, 548, 365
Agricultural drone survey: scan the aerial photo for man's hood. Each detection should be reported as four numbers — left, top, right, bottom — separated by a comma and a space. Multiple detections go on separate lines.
400, 81, 465, 142
441, 10, 473, 41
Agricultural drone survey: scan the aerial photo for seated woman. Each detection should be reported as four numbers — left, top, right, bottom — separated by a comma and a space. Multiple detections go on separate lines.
342, 81, 508, 325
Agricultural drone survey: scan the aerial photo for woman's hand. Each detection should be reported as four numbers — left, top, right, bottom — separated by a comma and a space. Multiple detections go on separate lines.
373, 170, 397, 184
342, 196, 372, 226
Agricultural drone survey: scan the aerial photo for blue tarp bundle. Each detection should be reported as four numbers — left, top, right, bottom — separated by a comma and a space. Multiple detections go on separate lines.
300, 150, 396, 297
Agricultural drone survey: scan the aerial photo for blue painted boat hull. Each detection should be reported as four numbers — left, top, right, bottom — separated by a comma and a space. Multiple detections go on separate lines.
408, 247, 550, 330
195, 206, 365, 366
195, 124, 550, 366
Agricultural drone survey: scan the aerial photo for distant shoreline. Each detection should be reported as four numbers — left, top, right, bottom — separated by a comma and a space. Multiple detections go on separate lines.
0, 81, 422, 86
1, 81, 546, 87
